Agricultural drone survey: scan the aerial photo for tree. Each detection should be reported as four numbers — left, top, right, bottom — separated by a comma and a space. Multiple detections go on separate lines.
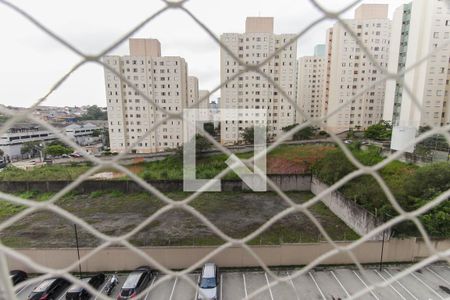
45, 144, 72, 157
79, 105, 107, 120
175, 134, 212, 158
21, 141, 41, 155
241, 127, 255, 144
364, 121, 392, 140
203, 122, 215, 137
282, 124, 316, 140
404, 162, 450, 237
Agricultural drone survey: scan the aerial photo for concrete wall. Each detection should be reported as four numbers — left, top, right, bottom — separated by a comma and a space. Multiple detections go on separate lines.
0, 175, 312, 194
311, 177, 389, 240
5, 238, 443, 272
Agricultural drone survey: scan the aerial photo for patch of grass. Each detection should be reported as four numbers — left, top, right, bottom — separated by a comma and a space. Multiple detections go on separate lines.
90, 191, 106, 198
0, 164, 91, 181
109, 190, 124, 197
0, 191, 359, 247
2, 144, 335, 182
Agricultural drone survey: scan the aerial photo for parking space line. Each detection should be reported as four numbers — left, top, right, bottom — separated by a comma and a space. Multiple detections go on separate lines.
242, 273, 248, 299
94, 275, 111, 300
144, 276, 156, 300
168, 277, 178, 300
409, 272, 444, 300
352, 271, 379, 300
373, 270, 406, 300
15, 283, 30, 295
220, 273, 223, 300
427, 267, 450, 285
287, 272, 300, 300
330, 270, 350, 298
194, 275, 199, 300
264, 272, 275, 300
384, 270, 418, 300
308, 272, 326, 300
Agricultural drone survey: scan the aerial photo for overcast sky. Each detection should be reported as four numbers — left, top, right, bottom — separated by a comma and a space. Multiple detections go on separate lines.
0, 0, 409, 108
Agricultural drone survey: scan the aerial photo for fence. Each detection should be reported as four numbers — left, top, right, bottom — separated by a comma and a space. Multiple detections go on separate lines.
0, 0, 450, 299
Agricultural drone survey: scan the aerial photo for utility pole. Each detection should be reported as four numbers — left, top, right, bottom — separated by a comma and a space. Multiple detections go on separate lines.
73, 224, 82, 279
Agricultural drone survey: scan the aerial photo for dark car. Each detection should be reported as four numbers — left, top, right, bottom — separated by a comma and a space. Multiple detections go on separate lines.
28, 277, 70, 300
10, 270, 28, 285
117, 266, 155, 300
65, 273, 106, 300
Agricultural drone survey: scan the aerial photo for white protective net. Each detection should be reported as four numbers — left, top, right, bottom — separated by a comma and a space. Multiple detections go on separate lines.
0, 0, 450, 299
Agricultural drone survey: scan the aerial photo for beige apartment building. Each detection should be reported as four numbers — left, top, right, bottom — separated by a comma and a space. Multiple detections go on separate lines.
220, 17, 298, 144
296, 45, 326, 124
103, 38, 190, 153
324, 4, 391, 133
384, 0, 450, 129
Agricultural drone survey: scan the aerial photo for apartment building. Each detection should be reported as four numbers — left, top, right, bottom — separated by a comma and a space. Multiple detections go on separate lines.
220, 17, 297, 144
324, 4, 391, 133
384, 0, 450, 128
296, 44, 326, 123
103, 38, 189, 153
187, 76, 199, 107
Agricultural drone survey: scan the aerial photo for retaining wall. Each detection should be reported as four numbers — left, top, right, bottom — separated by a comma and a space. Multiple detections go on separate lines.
0, 174, 312, 193
311, 176, 389, 240
6, 238, 446, 272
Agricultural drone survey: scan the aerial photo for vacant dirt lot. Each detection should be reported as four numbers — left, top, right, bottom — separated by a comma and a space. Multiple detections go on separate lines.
0, 191, 358, 248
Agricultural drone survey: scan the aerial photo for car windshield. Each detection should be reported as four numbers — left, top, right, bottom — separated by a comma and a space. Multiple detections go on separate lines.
34, 279, 54, 292
120, 288, 134, 297
122, 272, 142, 289
68, 278, 90, 293
199, 277, 216, 289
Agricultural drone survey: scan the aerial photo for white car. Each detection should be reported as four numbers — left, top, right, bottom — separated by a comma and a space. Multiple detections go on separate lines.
197, 263, 220, 300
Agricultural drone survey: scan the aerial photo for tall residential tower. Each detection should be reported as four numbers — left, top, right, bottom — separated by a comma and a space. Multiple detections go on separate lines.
324, 4, 391, 133
296, 44, 326, 123
103, 38, 189, 153
384, 0, 450, 128
220, 17, 298, 144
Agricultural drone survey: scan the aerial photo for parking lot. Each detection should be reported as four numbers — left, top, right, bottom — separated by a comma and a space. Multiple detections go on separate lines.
14, 264, 450, 299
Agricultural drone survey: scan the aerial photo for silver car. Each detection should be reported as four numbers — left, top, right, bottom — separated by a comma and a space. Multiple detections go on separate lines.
197, 263, 220, 300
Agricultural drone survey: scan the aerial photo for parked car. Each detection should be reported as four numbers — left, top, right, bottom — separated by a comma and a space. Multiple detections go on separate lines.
65, 273, 106, 300
117, 266, 155, 300
9, 270, 27, 285
197, 263, 220, 300
28, 277, 70, 300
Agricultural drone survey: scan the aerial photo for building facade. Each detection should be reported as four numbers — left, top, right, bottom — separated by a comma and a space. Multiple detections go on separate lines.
324, 4, 391, 133
0, 123, 55, 159
220, 17, 297, 144
296, 45, 326, 123
103, 39, 189, 153
384, 0, 450, 128
63, 123, 101, 146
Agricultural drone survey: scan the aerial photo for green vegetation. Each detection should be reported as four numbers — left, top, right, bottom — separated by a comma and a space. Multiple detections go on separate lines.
312, 144, 450, 237
79, 105, 107, 120
0, 144, 335, 181
0, 191, 358, 247
364, 120, 392, 140
282, 124, 316, 140
45, 144, 72, 157
0, 164, 91, 181
21, 141, 42, 156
